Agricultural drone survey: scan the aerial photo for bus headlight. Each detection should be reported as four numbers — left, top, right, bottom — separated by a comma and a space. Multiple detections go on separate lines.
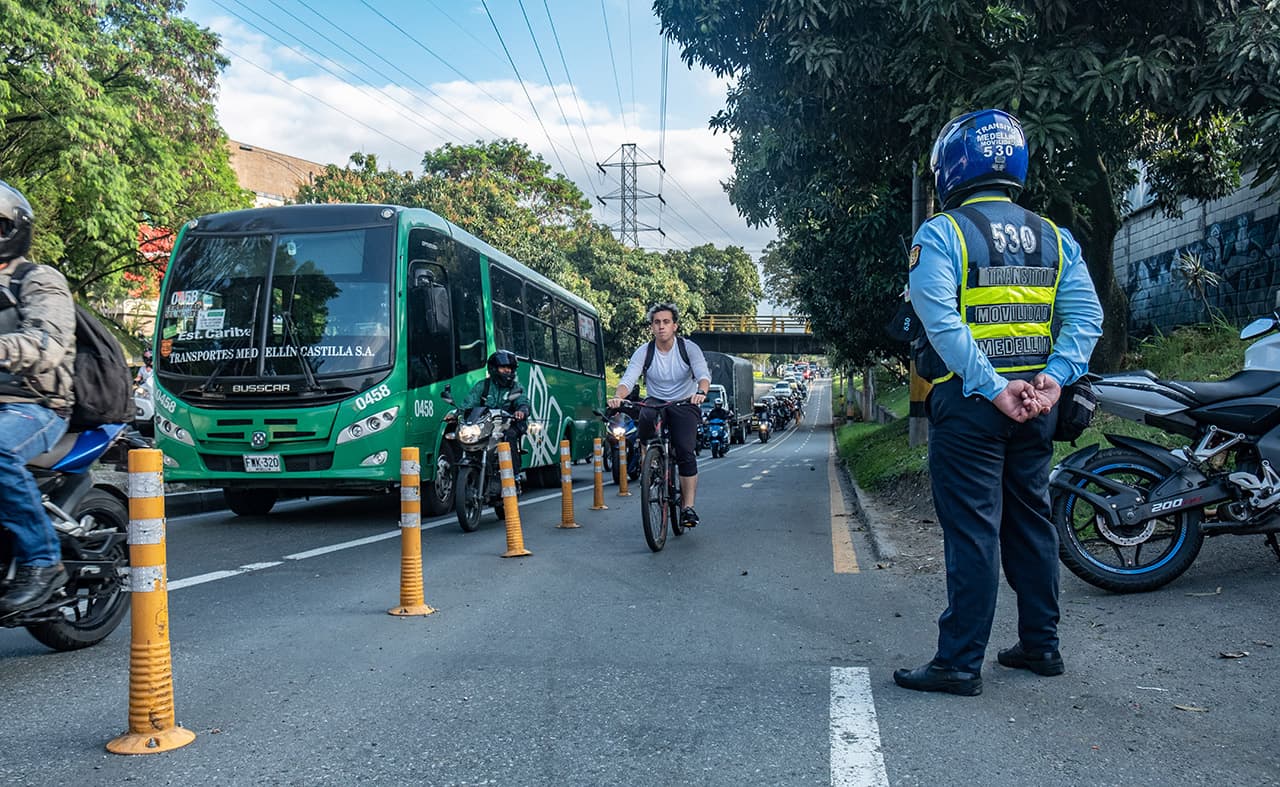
156, 415, 195, 446
360, 450, 388, 466
337, 406, 398, 444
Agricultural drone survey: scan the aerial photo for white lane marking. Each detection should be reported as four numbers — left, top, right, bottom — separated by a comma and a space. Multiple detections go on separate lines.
741, 483, 753, 488
830, 667, 889, 787
737, 464, 751, 469
168, 561, 283, 590
168, 483, 598, 591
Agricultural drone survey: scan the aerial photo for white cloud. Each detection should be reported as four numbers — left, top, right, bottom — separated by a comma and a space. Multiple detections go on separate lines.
209, 14, 774, 258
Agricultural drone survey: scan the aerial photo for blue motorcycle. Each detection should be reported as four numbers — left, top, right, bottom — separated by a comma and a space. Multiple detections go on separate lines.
706, 416, 731, 459
1, 424, 140, 651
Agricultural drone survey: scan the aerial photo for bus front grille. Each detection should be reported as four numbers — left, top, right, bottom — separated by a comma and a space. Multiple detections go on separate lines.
200, 453, 334, 473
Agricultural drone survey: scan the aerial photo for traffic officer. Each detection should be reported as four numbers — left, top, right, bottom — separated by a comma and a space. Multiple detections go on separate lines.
893, 109, 1104, 696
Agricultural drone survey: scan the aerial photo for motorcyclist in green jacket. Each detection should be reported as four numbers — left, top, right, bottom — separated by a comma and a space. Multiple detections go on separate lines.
461, 350, 531, 473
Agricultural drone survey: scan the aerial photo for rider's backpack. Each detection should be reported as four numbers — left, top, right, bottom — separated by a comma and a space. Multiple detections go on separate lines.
10, 263, 135, 429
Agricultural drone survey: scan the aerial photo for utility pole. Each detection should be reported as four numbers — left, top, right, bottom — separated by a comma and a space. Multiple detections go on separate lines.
597, 143, 665, 247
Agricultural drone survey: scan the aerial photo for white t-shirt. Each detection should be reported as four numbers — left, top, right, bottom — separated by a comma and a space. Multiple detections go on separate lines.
618, 338, 712, 401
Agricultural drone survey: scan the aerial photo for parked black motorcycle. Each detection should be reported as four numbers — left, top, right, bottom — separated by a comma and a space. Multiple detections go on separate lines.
1050, 313, 1280, 593
2, 424, 139, 650
441, 387, 522, 532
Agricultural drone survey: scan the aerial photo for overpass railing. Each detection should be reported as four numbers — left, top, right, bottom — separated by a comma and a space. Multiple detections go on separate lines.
694, 314, 812, 334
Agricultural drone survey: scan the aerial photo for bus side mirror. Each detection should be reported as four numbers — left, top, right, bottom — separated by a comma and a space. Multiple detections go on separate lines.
441, 384, 454, 405
425, 283, 452, 337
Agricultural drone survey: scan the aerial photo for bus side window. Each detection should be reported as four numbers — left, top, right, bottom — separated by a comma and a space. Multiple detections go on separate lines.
449, 244, 487, 373
407, 260, 453, 388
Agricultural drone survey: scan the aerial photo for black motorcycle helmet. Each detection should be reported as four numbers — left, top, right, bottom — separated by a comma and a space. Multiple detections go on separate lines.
0, 180, 34, 264
487, 349, 519, 387
142, 348, 154, 365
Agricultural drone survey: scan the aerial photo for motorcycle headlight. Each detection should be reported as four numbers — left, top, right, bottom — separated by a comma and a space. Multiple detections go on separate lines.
610, 425, 627, 439
458, 424, 483, 444
337, 406, 399, 445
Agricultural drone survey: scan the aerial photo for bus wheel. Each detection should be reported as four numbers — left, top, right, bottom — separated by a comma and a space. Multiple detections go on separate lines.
424, 454, 455, 516
223, 487, 278, 517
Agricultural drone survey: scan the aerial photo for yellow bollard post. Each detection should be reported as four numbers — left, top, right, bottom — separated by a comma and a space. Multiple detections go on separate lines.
498, 441, 532, 557
389, 447, 435, 617
617, 439, 632, 497
590, 438, 608, 510
557, 439, 580, 528
107, 448, 196, 755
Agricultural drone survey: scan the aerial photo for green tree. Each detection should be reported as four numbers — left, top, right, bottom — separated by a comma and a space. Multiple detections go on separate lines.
0, 0, 249, 298
654, 0, 1280, 369
666, 243, 762, 315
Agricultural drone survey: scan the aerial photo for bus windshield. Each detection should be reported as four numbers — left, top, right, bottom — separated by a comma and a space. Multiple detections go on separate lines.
157, 226, 395, 384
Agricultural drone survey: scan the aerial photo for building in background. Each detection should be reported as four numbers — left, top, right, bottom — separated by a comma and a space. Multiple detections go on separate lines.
227, 140, 325, 206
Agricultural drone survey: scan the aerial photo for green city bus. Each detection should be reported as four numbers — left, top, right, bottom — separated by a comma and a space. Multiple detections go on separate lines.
152, 203, 606, 516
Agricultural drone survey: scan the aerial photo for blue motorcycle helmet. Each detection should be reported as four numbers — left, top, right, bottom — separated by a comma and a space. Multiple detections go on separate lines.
930, 109, 1028, 210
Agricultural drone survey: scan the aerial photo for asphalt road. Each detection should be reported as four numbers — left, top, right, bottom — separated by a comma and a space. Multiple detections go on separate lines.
2, 379, 1277, 785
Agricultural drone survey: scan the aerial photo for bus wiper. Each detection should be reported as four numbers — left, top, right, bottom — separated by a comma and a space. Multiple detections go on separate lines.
198, 283, 261, 395
280, 310, 321, 393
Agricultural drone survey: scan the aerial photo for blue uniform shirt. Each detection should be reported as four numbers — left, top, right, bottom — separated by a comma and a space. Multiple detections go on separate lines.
908, 194, 1104, 401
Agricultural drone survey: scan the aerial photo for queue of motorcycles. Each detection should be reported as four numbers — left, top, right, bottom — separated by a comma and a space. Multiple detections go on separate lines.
1, 423, 146, 650
1051, 312, 1280, 593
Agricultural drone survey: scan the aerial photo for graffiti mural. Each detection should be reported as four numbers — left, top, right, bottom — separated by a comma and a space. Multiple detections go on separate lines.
1125, 211, 1280, 336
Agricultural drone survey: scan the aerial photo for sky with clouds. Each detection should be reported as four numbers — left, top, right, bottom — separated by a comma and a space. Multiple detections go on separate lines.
181, 0, 778, 266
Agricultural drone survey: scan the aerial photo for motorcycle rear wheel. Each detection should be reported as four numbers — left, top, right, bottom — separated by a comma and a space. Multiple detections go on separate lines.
26, 489, 130, 651
455, 466, 483, 533
1052, 447, 1204, 593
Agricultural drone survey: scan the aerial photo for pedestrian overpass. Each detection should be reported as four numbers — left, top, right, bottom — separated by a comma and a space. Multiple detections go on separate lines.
688, 314, 824, 355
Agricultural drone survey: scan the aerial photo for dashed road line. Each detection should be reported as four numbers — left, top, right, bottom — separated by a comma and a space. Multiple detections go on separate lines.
830, 667, 889, 786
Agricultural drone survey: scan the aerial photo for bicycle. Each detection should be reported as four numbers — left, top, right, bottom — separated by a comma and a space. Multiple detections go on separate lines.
618, 399, 692, 552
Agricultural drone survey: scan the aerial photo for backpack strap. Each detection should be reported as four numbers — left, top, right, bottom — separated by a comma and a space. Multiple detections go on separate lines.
4, 260, 36, 300
641, 337, 696, 382
483, 377, 491, 402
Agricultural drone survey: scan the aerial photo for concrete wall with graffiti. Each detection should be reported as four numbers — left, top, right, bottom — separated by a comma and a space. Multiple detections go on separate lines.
1114, 172, 1280, 337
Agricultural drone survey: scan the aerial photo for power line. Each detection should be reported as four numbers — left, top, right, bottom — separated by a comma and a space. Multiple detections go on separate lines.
214, 0, 467, 146
285, 0, 512, 144
514, 0, 596, 192
231, 0, 471, 144
423, 0, 507, 62
220, 43, 420, 156
541, 0, 601, 168
626, 0, 637, 116
357, 0, 594, 181
599, 0, 629, 133
479, 0, 574, 185
658, 35, 670, 239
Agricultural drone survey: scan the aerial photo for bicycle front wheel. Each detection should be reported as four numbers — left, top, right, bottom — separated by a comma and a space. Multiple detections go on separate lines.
640, 444, 668, 552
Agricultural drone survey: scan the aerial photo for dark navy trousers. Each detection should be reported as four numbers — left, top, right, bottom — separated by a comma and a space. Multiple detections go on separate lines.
927, 377, 1060, 673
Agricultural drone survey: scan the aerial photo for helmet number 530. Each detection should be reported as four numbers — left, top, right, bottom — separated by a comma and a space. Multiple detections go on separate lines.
991, 223, 1037, 255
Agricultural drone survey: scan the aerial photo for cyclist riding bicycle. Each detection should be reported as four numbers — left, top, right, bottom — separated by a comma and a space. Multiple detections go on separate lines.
608, 303, 711, 527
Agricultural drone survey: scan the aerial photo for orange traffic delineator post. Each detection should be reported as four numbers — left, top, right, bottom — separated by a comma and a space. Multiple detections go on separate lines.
389, 447, 436, 617
107, 448, 196, 755
557, 439, 580, 528
617, 440, 632, 497
590, 438, 608, 510
497, 441, 532, 557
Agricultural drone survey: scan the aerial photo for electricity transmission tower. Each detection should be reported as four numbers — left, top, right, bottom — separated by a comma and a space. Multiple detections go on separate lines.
597, 143, 665, 248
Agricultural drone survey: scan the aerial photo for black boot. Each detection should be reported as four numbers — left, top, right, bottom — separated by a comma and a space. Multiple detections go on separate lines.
0, 563, 68, 616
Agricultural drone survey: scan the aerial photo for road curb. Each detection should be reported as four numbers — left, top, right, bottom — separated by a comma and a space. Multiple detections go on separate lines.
833, 457, 900, 563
